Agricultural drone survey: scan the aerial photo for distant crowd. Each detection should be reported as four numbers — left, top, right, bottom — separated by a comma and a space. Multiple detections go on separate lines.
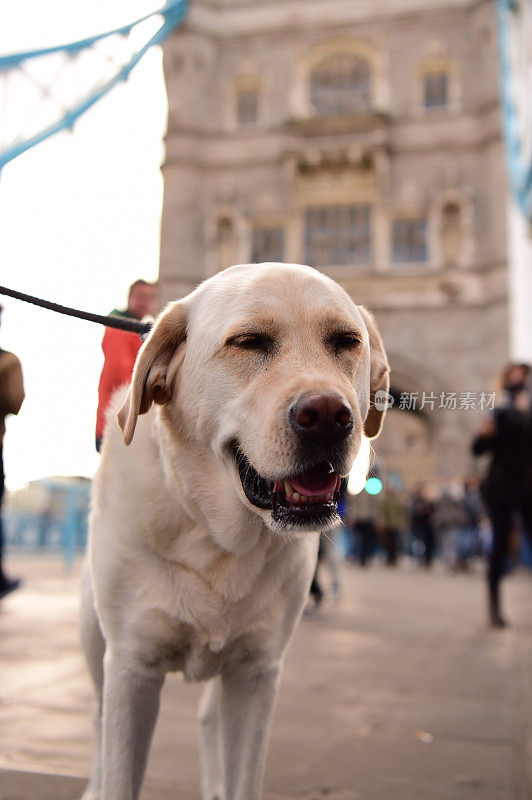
343, 476, 488, 571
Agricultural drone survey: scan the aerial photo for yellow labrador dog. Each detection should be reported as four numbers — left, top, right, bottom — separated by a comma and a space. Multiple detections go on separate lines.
80, 262, 389, 800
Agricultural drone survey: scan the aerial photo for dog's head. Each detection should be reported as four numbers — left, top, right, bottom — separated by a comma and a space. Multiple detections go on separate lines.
118, 263, 389, 536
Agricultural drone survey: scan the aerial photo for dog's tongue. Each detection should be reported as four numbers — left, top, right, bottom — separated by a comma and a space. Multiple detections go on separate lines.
291, 467, 338, 497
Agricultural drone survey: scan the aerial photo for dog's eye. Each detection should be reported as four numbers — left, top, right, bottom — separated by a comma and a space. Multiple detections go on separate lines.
228, 333, 275, 355
329, 332, 361, 354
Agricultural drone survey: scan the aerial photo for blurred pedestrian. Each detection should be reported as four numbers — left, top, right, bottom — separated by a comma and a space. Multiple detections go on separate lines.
432, 478, 469, 569
96, 280, 157, 451
308, 481, 348, 606
409, 483, 435, 567
308, 538, 325, 608
378, 484, 407, 566
459, 475, 482, 569
471, 362, 532, 627
0, 304, 25, 599
351, 486, 381, 566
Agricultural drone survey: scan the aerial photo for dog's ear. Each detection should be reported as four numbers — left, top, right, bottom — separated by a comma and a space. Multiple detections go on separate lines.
117, 300, 188, 446
358, 305, 390, 440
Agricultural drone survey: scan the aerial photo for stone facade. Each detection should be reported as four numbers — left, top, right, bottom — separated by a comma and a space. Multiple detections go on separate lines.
159, 0, 510, 489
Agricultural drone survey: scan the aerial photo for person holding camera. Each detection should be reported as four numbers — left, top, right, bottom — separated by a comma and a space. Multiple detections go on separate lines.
471, 363, 532, 627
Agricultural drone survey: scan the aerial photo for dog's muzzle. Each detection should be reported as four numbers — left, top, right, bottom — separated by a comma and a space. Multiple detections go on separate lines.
233, 447, 344, 530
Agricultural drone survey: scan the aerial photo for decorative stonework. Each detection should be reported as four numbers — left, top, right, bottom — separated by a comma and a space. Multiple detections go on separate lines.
429, 187, 475, 270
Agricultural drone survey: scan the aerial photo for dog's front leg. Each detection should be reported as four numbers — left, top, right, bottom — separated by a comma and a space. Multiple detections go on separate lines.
101, 652, 164, 800
198, 676, 224, 800
220, 660, 281, 800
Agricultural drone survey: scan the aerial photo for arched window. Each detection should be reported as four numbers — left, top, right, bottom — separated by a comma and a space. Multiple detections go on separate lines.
217, 216, 238, 271
441, 202, 461, 266
236, 87, 259, 126
310, 54, 371, 116
423, 70, 449, 110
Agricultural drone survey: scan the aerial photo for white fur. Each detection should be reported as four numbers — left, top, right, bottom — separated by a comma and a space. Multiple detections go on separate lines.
80, 263, 389, 800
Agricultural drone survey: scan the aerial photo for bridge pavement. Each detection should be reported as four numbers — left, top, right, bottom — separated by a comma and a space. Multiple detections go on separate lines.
0, 555, 530, 800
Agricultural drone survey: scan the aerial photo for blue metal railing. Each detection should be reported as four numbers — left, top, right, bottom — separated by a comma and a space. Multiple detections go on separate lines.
4, 478, 91, 571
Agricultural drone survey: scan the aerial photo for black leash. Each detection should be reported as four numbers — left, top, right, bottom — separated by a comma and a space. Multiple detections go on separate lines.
0, 285, 153, 337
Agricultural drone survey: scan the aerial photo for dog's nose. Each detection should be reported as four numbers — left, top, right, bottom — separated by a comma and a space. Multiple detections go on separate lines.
289, 393, 353, 442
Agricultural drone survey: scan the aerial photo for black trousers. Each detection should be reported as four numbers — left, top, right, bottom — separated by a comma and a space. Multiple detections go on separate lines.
382, 527, 399, 565
356, 521, 376, 566
485, 498, 532, 591
412, 524, 435, 566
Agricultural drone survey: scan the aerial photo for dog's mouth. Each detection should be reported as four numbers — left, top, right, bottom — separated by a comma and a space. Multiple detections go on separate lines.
233, 447, 342, 528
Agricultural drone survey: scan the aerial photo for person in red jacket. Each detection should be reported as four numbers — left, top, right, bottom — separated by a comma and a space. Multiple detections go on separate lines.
96, 280, 157, 451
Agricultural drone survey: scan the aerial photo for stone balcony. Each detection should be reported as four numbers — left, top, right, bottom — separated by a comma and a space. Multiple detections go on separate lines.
285, 109, 391, 140
327, 260, 508, 311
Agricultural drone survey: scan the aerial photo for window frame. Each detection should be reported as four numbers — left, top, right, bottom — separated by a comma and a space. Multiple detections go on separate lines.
304, 203, 373, 268
250, 226, 285, 264
235, 86, 260, 127
422, 70, 449, 111
309, 53, 372, 117
391, 217, 429, 265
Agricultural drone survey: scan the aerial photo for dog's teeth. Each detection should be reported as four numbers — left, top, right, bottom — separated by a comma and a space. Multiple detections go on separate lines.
284, 488, 336, 506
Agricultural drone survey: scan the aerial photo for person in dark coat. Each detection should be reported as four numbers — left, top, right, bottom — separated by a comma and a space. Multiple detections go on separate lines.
0, 305, 25, 599
409, 483, 436, 567
379, 484, 407, 566
471, 362, 532, 627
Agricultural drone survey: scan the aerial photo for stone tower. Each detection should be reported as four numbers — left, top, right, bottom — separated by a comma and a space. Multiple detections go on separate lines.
159, 0, 509, 488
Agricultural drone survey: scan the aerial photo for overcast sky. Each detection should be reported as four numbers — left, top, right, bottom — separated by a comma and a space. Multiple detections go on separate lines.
0, 1, 167, 488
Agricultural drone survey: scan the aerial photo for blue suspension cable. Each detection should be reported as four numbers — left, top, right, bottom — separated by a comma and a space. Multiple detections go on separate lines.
496, 0, 532, 220
0, 0, 188, 171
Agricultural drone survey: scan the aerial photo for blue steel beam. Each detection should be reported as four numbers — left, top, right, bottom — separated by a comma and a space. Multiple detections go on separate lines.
496, 0, 532, 220
0, 0, 188, 171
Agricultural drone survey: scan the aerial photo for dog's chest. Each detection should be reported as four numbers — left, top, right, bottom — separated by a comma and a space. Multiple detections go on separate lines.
132, 532, 290, 681
137, 591, 272, 683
